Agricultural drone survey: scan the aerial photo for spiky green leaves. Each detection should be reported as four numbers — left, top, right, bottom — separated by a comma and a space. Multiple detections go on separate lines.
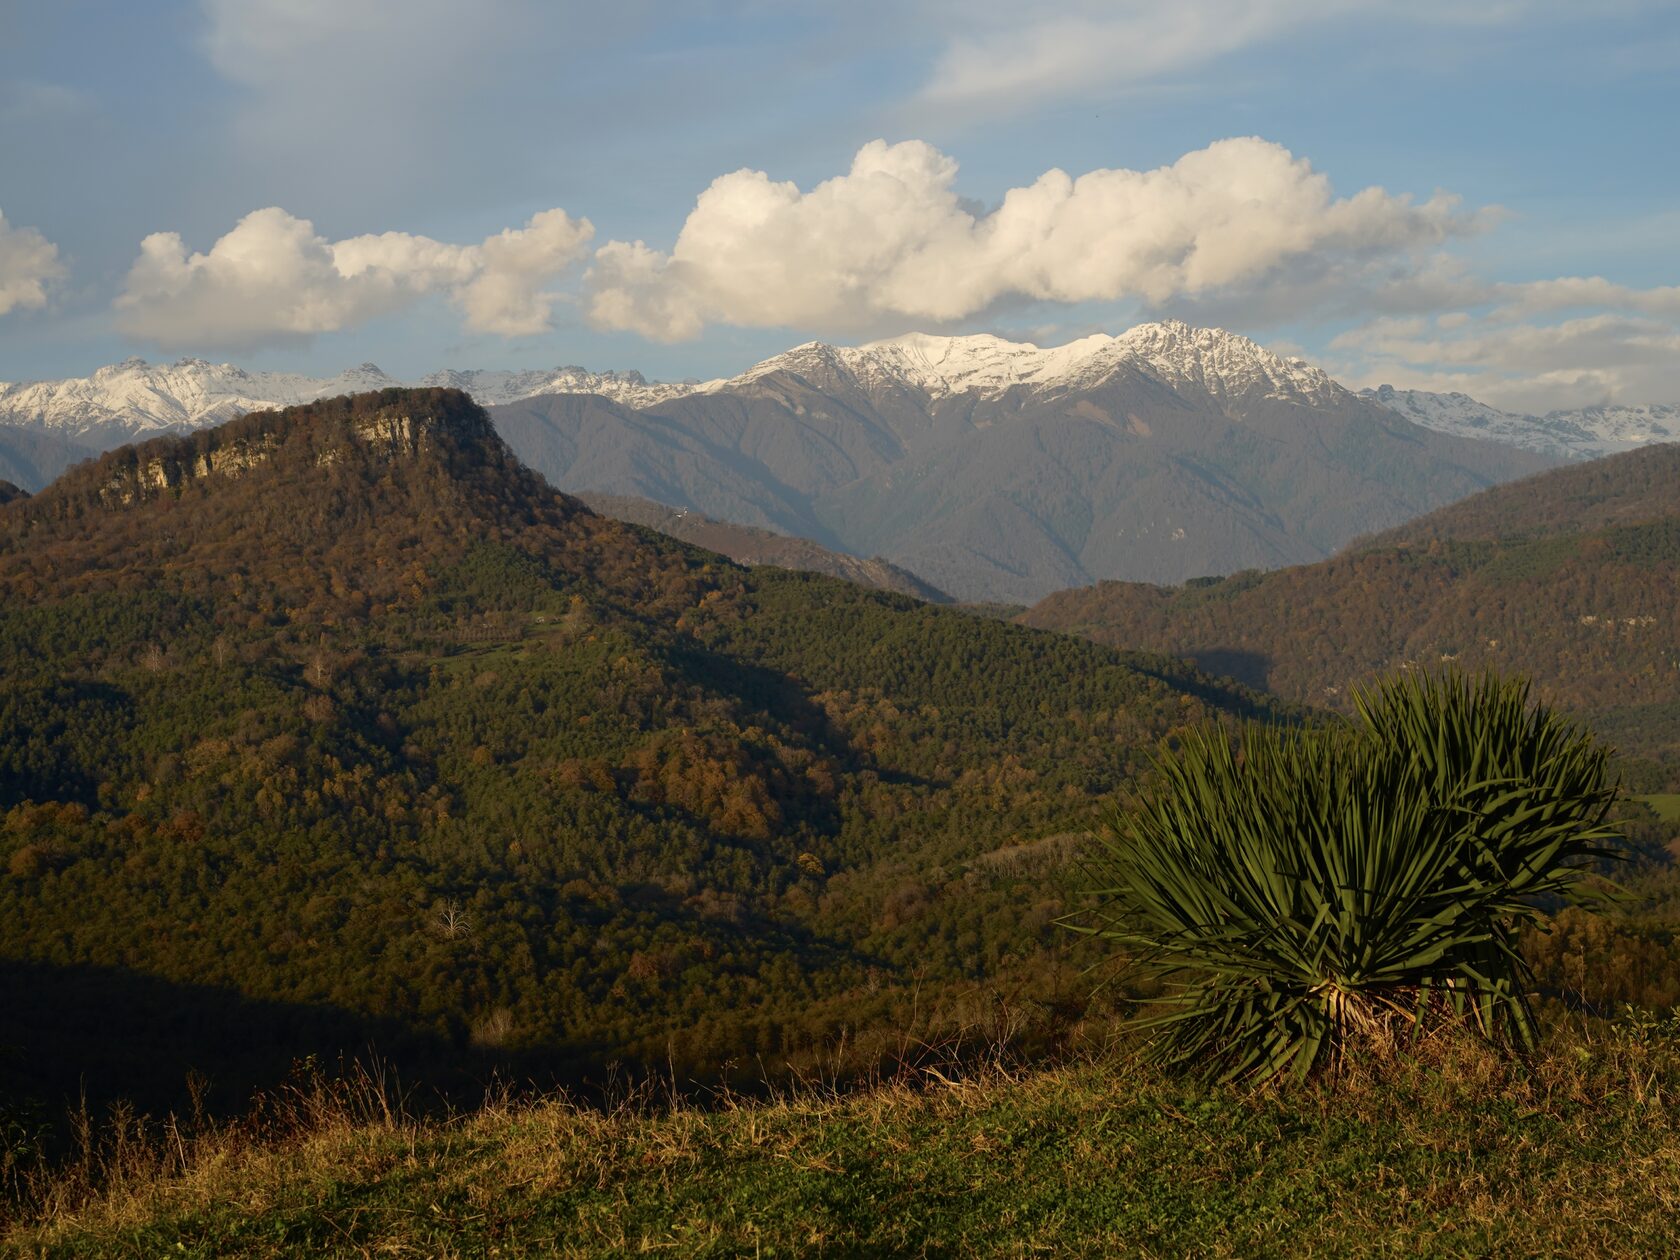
1079, 672, 1621, 1084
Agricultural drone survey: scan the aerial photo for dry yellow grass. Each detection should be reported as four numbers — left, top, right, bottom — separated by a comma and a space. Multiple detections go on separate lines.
7, 1019, 1680, 1257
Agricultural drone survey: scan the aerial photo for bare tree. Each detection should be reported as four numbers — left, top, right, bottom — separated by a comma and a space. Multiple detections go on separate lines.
434, 899, 472, 940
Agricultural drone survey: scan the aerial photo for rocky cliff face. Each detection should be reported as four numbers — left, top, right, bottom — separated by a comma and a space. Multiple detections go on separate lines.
87, 404, 493, 508
12, 388, 514, 533
95, 433, 282, 506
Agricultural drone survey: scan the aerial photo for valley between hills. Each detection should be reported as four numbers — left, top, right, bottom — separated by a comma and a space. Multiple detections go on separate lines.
1021, 444, 1680, 784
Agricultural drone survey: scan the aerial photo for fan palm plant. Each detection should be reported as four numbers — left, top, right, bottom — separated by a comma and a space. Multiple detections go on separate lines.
1077, 671, 1621, 1084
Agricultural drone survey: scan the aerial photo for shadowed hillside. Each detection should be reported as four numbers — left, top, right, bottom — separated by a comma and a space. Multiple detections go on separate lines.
0, 426, 90, 493
576, 492, 949, 601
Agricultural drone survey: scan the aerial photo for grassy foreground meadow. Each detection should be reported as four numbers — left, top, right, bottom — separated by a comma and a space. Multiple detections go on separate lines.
8, 1018, 1680, 1258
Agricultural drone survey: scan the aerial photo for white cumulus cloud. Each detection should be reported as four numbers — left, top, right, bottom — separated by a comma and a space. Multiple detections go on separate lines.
585, 137, 1479, 341
116, 207, 593, 351
0, 211, 66, 317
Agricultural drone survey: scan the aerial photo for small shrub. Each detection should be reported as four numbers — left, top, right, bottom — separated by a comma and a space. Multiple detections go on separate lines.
1076, 671, 1621, 1084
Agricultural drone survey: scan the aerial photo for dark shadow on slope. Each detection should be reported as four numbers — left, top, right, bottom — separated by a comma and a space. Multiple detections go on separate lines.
663, 640, 935, 792
0, 959, 473, 1126
1106, 648, 1295, 726
1183, 648, 1274, 694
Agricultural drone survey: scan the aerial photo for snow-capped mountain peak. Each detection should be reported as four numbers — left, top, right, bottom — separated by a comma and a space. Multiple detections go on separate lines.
1109, 320, 1342, 406
0, 358, 695, 443
725, 321, 1343, 406
0, 357, 408, 443
843, 331, 1120, 396
0, 321, 1364, 447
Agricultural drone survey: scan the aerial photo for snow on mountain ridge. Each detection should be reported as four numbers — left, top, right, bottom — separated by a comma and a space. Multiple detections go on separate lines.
1360, 385, 1680, 460
0, 323, 1361, 445
0, 359, 694, 441
419, 366, 698, 409
728, 321, 1342, 405
1109, 321, 1343, 406
9, 326, 1674, 463
0, 358, 408, 440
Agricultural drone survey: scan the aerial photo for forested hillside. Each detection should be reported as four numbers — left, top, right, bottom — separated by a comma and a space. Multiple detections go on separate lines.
0, 389, 1278, 1118
1022, 444, 1680, 782
1360, 443, 1680, 546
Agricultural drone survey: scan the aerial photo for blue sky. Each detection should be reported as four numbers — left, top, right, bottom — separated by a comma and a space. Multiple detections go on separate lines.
2, 0, 1677, 411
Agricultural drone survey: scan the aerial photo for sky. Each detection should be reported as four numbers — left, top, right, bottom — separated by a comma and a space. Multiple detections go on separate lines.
2, 0, 1678, 412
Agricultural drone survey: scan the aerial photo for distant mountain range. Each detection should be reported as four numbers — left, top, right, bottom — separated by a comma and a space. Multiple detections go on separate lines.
1020, 443, 1680, 780
7, 328, 1669, 465
486, 324, 1549, 600
0, 424, 89, 491
14, 321, 1670, 599
1359, 385, 1680, 461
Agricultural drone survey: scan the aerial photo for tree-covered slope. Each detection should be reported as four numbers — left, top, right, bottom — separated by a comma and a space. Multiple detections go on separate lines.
1359, 442, 1680, 546
1020, 444, 1680, 779
0, 389, 1278, 1113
